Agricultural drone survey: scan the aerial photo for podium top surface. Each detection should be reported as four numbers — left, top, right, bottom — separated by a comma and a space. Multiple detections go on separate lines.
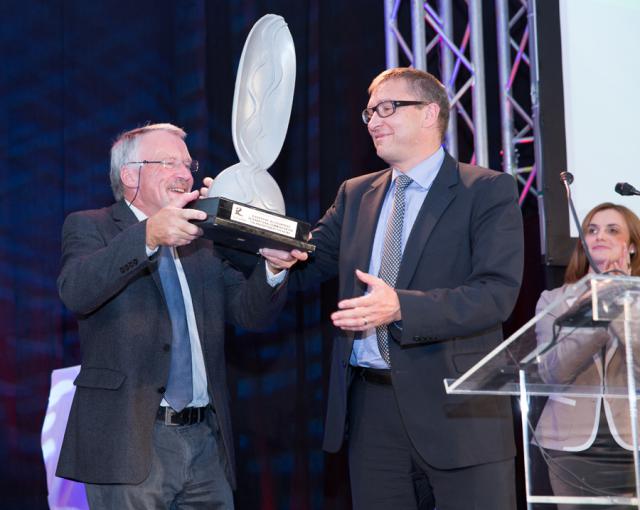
445, 273, 640, 397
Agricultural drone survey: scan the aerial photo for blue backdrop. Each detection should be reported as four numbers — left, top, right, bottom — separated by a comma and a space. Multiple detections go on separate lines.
0, 1, 544, 508
0, 1, 386, 508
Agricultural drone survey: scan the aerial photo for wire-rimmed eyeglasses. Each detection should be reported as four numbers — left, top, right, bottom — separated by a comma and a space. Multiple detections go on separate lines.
125, 159, 199, 173
361, 100, 429, 124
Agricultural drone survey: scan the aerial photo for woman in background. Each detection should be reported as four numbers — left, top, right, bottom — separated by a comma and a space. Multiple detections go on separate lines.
535, 202, 640, 509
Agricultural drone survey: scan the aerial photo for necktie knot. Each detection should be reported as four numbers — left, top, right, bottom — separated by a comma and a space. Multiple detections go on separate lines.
395, 174, 412, 192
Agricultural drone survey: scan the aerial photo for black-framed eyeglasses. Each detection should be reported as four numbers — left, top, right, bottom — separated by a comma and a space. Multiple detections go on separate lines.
361, 100, 429, 124
125, 159, 199, 173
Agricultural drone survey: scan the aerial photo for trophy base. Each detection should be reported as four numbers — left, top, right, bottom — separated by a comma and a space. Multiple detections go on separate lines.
189, 197, 315, 254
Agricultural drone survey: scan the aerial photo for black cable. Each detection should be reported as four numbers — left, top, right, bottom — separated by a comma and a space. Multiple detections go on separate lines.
124, 163, 142, 209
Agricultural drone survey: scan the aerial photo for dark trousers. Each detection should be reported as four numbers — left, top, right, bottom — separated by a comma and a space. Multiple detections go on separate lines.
546, 448, 635, 510
85, 408, 233, 510
348, 374, 516, 510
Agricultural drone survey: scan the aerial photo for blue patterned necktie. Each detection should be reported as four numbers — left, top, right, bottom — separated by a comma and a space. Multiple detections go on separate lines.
157, 246, 193, 411
376, 174, 413, 365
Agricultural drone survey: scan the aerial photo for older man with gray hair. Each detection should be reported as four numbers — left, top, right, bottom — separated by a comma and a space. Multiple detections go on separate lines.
56, 123, 305, 509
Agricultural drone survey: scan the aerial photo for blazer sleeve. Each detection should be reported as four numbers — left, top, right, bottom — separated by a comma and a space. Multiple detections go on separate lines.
393, 172, 524, 344
222, 258, 288, 331
287, 181, 345, 290
536, 286, 611, 385
57, 210, 152, 315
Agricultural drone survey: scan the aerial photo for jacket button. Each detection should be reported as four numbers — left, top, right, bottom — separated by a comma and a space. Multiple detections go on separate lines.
341, 360, 347, 368
163, 344, 171, 352
157, 386, 166, 394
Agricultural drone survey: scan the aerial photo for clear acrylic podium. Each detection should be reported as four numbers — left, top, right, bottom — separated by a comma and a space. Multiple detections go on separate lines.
445, 274, 640, 509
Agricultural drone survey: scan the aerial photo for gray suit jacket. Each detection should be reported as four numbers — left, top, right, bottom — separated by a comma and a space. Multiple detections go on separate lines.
290, 152, 524, 469
535, 285, 639, 451
55, 201, 287, 487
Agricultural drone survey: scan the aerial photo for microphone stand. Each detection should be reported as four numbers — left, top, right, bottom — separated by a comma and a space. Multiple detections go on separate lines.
541, 173, 607, 357
559, 171, 601, 274
537, 174, 635, 360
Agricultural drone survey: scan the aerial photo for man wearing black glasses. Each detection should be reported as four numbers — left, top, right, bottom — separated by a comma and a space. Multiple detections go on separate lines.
263, 67, 524, 509
56, 123, 305, 509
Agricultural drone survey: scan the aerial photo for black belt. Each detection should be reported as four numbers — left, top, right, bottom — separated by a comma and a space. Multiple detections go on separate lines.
354, 366, 392, 385
157, 406, 209, 426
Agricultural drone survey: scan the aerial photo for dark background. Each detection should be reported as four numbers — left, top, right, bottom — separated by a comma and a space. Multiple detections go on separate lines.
0, 1, 554, 508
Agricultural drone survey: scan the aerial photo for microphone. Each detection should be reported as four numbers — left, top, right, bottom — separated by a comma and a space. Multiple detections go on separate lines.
559, 171, 573, 186
615, 182, 640, 196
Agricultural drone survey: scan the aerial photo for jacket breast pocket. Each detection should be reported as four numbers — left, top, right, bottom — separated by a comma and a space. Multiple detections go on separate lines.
74, 367, 126, 390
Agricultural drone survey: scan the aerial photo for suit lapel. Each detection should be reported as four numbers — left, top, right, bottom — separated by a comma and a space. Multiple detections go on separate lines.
111, 200, 139, 230
340, 172, 390, 353
396, 153, 458, 289
351, 171, 392, 297
111, 201, 175, 307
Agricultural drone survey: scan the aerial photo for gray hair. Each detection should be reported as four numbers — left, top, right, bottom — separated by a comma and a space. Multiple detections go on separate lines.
109, 123, 187, 200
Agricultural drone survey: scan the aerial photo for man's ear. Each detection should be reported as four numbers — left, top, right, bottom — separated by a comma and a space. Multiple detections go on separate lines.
422, 103, 440, 129
120, 165, 138, 189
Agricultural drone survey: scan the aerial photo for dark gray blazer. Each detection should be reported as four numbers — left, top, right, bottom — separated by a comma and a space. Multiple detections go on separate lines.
290, 152, 524, 469
55, 201, 287, 487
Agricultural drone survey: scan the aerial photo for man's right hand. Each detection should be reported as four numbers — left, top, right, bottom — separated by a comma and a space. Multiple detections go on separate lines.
146, 190, 207, 249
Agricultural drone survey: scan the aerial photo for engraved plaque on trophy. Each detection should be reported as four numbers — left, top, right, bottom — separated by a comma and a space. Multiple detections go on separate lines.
190, 14, 314, 253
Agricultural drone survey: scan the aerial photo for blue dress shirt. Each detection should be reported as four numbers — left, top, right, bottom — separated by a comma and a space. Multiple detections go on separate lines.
350, 146, 445, 368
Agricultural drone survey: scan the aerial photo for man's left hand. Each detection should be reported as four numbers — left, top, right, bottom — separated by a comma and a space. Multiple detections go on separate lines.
260, 247, 309, 274
199, 176, 214, 198
331, 269, 401, 331
201, 176, 309, 273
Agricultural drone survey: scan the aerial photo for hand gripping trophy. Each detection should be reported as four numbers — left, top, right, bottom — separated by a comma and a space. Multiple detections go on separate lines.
191, 14, 314, 253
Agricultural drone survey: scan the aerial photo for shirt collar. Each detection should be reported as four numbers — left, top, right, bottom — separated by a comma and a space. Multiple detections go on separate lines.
126, 201, 147, 222
391, 146, 445, 190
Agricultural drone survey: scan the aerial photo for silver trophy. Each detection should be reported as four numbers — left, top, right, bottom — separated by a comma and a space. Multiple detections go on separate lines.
192, 14, 314, 253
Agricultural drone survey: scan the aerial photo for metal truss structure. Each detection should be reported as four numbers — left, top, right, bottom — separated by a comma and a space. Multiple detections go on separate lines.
496, 0, 539, 206
384, 0, 489, 167
383, 0, 539, 206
